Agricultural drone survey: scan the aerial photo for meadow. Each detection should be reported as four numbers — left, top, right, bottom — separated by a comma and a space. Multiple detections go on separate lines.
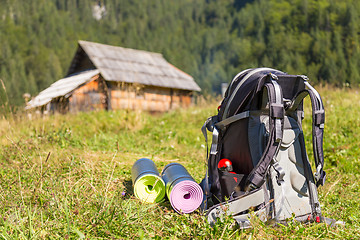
0, 87, 359, 239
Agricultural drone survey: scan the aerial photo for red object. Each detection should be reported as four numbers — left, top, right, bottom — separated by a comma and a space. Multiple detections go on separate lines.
232, 175, 238, 182
218, 159, 233, 172
217, 105, 221, 111
316, 216, 320, 223
307, 214, 312, 221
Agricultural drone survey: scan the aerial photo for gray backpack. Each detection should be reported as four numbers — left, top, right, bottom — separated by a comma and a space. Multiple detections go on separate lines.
200, 68, 332, 228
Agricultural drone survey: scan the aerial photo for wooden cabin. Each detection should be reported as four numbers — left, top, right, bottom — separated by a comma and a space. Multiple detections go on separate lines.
26, 40, 201, 113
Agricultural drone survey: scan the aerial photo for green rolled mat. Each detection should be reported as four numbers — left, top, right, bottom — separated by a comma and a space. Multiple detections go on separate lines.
132, 158, 165, 203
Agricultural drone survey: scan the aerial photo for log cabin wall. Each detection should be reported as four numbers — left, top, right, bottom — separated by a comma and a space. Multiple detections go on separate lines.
68, 75, 107, 112
108, 82, 193, 112
47, 77, 193, 113
49, 97, 69, 114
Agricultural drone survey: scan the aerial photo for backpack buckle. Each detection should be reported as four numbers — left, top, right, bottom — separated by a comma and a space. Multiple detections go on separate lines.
268, 73, 278, 80
244, 183, 257, 192
270, 103, 284, 119
272, 161, 285, 185
315, 170, 326, 187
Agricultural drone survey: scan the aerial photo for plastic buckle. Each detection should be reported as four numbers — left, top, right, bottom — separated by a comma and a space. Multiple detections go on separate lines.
244, 183, 257, 192
316, 170, 326, 187
273, 162, 285, 185
269, 73, 278, 80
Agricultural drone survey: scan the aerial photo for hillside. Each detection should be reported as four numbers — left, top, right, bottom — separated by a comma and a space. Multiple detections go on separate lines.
0, 88, 359, 238
1, 0, 360, 108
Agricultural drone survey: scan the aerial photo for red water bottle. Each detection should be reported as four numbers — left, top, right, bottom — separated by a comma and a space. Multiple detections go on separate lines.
218, 159, 235, 174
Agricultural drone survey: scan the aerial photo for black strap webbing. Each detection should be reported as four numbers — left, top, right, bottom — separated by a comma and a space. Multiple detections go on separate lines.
306, 85, 326, 187
246, 74, 284, 190
200, 115, 219, 209
288, 78, 326, 187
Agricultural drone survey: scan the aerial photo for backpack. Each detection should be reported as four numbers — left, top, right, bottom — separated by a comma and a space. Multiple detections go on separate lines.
200, 68, 331, 228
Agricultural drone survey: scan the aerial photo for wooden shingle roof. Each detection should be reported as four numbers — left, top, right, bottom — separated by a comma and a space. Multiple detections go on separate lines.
68, 40, 201, 92
26, 70, 100, 109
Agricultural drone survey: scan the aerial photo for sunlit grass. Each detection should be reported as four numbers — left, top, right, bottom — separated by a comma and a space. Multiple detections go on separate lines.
0, 88, 359, 238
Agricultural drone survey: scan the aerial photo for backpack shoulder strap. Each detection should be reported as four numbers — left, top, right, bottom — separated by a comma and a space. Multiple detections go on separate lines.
288, 76, 326, 187
245, 73, 285, 190
304, 80, 326, 187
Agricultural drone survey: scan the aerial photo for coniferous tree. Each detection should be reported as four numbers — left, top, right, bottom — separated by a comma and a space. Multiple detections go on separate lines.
1, 0, 360, 108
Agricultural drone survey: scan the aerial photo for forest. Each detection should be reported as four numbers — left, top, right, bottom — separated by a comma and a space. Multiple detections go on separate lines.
0, 0, 359, 107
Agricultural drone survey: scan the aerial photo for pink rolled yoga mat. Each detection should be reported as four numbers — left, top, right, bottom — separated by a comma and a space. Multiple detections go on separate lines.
161, 163, 203, 214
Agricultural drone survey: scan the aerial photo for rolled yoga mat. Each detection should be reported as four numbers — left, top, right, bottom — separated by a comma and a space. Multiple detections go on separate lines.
132, 158, 166, 203
161, 163, 203, 214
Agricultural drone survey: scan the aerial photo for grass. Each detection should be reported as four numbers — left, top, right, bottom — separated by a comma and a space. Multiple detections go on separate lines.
0, 88, 359, 239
